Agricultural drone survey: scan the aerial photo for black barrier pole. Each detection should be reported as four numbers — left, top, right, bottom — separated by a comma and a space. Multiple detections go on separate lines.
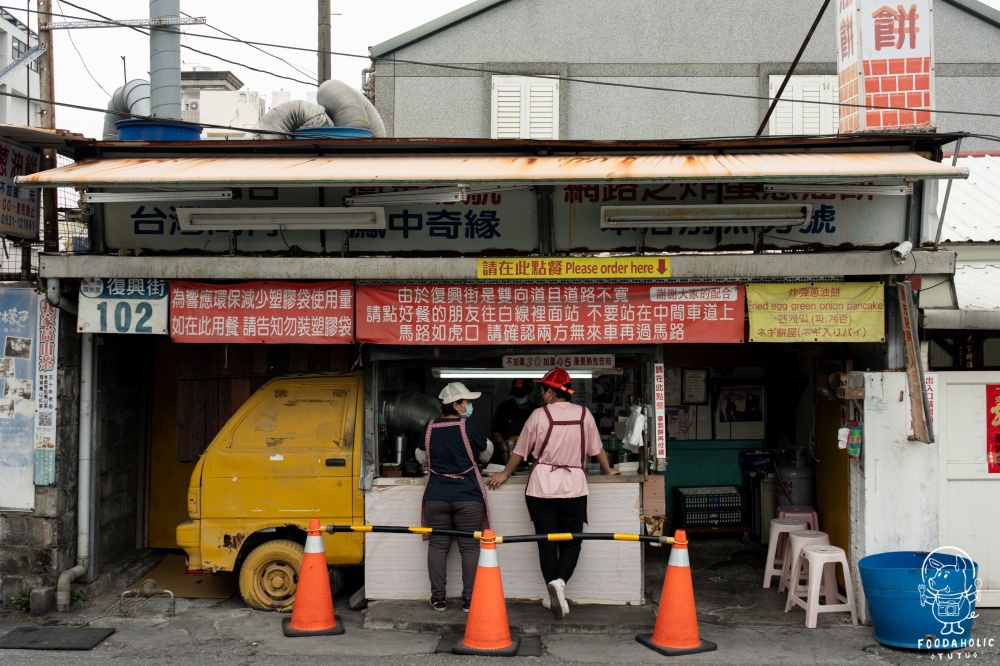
326, 524, 674, 545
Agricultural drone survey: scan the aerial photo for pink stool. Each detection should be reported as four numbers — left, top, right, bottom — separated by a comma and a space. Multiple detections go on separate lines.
777, 505, 819, 531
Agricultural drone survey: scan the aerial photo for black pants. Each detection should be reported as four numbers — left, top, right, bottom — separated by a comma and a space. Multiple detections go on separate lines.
424, 500, 484, 602
525, 495, 587, 584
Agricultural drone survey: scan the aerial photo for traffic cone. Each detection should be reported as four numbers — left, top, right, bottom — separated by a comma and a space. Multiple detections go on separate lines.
282, 518, 345, 637
636, 530, 716, 656
452, 529, 520, 656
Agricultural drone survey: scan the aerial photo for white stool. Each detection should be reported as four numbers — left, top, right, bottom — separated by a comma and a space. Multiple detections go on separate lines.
762, 518, 807, 588
784, 544, 859, 628
778, 530, 829, 594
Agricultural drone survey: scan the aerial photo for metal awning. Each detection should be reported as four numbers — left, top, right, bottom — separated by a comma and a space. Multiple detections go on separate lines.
15, 151, 968, 189
923, 264, 1000, 330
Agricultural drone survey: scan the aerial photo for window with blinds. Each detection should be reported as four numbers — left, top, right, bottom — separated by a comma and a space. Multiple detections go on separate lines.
491, 75, 559, 139
768, 75, 839, 135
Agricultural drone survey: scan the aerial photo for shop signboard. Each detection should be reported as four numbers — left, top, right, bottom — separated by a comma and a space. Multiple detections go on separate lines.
78, 278, 169, 334
169, 281, 354, 344
838, 0, 934, 133
502, 354, 615, 370
989, 385, 1000, 474
357, 284, 744, 345
0, 287, 41, 509
898, 280, 932, 443
0, 140, 41, 240
747, 282, 885, 343
34, 298, 58, 486
653, 363, 667, 459
479, 257, 669, 280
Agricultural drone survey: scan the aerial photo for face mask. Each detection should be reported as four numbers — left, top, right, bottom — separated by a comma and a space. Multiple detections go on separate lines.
513, 396, 528, 405
463, 403, 474, 418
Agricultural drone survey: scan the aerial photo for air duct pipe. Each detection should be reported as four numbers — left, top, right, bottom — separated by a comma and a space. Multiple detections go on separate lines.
102, 80, 151, 140
248, 101, 333, 140
57, 332, 93, 611
149, 0, 181, 119
317, 79, 386, 137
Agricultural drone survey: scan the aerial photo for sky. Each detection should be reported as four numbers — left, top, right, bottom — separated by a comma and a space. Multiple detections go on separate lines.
14, 0, 471, 139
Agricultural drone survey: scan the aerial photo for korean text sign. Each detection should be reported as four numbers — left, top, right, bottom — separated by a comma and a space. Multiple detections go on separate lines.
0, 140, 41, 239
356, 284, 744, 345
747, 282, 885, 343
170, 281, 354, 344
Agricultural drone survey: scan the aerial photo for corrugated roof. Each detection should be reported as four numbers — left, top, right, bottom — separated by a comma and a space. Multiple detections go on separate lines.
16, 151, 967, 189
938, 154, 1000, 243
955, 264, 1000, 310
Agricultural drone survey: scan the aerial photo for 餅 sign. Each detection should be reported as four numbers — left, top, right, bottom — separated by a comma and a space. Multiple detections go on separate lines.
0, 140, 41, 240
78, 278, 169, 334
747, 282, 885, 343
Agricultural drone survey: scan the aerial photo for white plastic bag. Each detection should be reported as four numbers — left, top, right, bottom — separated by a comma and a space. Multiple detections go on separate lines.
622, 405, 646, 452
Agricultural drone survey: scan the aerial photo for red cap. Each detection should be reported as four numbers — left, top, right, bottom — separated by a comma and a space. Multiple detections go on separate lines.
540, 368, 574, 394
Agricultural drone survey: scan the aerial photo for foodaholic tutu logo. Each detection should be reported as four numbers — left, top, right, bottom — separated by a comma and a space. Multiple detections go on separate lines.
917, 546, 982, 647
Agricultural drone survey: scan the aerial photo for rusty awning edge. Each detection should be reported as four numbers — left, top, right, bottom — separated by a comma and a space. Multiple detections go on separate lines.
15, 152, 968, 189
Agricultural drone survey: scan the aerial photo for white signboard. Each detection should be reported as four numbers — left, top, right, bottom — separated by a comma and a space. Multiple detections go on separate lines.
78, 278, 169, 334
502, 354, 615, 370
653, 362, 667, 459
0, 140, 41, 240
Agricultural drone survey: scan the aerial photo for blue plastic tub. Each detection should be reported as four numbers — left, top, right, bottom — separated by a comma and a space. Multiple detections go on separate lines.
858, 550, 979, 650
294, 126, 373, 140
116, 119, 202, 141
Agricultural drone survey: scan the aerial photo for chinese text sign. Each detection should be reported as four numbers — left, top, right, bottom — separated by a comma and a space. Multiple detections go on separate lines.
0, 288, 39, 508
0, 140, 41, 239
747, 282, 885, 342
988, 385, 1000, 474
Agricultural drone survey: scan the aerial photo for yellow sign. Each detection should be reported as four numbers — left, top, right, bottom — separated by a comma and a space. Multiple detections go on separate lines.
477, 257, 670, 280
747, 282, 885, 343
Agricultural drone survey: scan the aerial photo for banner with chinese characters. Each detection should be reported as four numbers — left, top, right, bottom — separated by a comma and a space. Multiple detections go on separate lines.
479, 257, 670, 280
653, 363, 667, 459
502, 354, 615, 370
988, 385, 1000, 475
169, 281, 354, 344
356, 284, 744, 345
838, 0, 934, 132
0, 140, 41, 239
33, 298, 57, 485
747, 282, 885, 343
0, 287, 39, 509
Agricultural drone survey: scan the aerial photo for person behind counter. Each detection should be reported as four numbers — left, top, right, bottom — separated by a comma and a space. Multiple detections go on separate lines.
491, 378, 540, 456
415, 382, 494, 613
486, 368, 619, 620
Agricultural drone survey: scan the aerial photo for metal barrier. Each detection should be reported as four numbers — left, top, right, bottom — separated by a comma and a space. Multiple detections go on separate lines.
325, 524, 675, 545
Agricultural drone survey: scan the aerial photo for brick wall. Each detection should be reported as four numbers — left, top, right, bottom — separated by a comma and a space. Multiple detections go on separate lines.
864, 56, 932, 128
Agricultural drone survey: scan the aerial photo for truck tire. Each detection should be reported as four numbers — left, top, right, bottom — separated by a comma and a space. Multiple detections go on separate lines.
238, 539, 304, 611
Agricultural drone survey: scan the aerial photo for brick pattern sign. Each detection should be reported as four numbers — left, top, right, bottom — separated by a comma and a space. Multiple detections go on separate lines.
356, 284, 744, 346
169, 281, 354, 344
838, 0, 933, 132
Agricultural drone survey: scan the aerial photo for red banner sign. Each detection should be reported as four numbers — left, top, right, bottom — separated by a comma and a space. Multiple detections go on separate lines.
169, 281, 354, 344
356, 284, 744, 345
988, 385, 1000, 474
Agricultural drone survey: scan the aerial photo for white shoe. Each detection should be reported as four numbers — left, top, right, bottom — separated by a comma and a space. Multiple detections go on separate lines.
546, 579, 569, 619
541, 596, 550, 610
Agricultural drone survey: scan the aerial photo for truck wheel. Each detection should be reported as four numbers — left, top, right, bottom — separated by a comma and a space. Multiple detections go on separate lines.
238, 539, 304, 611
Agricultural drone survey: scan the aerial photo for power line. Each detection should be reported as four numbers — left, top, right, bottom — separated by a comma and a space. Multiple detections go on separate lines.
54, 0, 110, 97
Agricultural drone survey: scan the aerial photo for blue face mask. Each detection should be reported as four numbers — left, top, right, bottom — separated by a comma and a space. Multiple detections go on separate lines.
463, 403, 474, 418
513, 396, 528, 405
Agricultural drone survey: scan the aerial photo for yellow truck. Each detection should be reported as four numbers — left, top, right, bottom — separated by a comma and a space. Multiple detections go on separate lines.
175, 373, 367, 610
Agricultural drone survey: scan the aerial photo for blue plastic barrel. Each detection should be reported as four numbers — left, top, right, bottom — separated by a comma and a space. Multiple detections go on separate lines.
294, 126, 373, 140
116, 119, 202, 141
858, 550, 979, 650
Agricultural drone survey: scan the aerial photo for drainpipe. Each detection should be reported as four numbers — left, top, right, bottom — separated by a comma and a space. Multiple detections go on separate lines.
44, 278, 77, 315
57, 331, 93, 611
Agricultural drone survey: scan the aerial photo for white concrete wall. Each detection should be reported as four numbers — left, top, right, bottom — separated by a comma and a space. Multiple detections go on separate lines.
200, 91, 264, 139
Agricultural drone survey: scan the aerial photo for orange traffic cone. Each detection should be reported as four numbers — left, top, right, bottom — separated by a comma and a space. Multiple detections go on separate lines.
636, 530, 716, 656
282, 518, 345, 637
452, 529, 520, 656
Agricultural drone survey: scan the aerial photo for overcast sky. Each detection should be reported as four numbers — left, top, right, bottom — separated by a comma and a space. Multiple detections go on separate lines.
9, 0, 1000, 139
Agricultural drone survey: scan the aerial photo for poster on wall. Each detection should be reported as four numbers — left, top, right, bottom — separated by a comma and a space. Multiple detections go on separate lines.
0, 288, 40, 509
988, 385, 1000, 475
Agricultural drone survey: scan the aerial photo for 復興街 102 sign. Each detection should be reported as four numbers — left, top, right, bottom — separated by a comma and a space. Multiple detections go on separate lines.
356, 284, 744, 345
746, 282, 885, 343
79, 278, 169, 335
169, 281, 354, 344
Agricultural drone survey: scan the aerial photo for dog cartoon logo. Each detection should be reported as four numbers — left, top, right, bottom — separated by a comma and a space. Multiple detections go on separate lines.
918, 547, 981, 636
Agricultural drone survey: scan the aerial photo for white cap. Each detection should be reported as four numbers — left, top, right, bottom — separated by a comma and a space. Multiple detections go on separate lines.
438, 382, 481, 404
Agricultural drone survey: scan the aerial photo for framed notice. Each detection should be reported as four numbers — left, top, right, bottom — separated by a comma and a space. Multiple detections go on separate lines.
681, 368, 708, 405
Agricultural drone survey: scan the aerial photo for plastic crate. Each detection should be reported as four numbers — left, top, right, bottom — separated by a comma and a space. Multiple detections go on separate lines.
673, 485, 746, 528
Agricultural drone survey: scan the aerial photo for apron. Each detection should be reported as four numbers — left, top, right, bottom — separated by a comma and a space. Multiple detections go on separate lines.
420, 418, 491, 537
526, 404, 589, 523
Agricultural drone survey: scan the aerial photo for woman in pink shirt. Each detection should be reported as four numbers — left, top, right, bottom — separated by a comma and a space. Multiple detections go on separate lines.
487, 368, 619, 619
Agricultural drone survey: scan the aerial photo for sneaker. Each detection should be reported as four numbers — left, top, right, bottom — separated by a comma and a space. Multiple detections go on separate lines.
462, 598, 471, 613
541, 596, 551, 610
430, 598, 446, 612
546, 579, 569, 619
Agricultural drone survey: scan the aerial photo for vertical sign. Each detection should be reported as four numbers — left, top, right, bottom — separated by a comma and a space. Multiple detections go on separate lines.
839, 0, 934, 132
34, 297, 58, 485
653, 363, 667, 459
0, 287, 39, 509
907, 372, 938, 438
898, 281, 932, 443
988, 385, 1000, 474
0, 140, 41, 239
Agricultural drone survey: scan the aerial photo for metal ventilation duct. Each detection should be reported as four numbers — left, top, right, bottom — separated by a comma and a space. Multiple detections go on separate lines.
149, 0, 181, 119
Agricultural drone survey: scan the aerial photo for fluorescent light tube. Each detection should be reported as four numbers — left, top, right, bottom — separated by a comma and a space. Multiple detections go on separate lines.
345, 185, 470, 206
176, 207, 386, 230
761, 184, 911, 196
81, 190, 233, 203
601, 204, 812, 229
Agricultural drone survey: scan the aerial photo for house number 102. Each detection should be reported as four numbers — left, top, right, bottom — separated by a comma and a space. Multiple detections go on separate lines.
95, 301, 154, 333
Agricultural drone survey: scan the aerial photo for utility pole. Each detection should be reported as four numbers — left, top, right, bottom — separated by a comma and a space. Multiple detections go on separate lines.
318, 0, 331, 85
38, 0, 59, 254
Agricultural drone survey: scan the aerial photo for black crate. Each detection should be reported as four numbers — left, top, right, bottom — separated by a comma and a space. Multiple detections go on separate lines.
673, 485, 747, 528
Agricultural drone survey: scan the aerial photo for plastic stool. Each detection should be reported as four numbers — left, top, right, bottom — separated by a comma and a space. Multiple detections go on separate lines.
778, 530, 829, 594
777, 505, 819, 531
784, 545, 858, 628
762, 518, 807, 588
